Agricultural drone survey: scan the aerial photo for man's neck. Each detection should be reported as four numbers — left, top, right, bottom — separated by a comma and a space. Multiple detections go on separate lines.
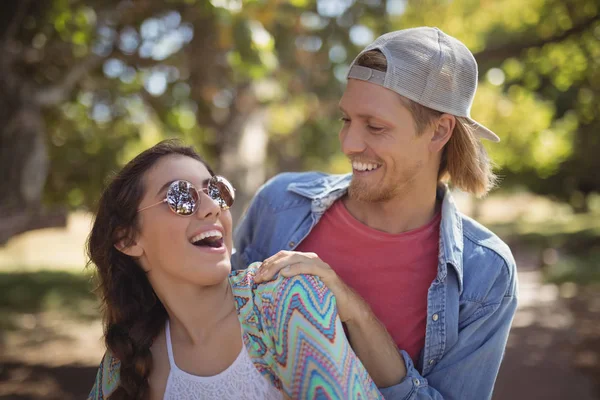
342, 184, 440, 235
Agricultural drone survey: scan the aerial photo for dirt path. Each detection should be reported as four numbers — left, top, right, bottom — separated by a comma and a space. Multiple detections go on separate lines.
494, 266, 599, 399
0, 315, 103, 400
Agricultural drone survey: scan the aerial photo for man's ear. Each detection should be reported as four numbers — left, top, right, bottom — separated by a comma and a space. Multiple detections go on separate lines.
114, 230, 144, 257
429, 114, 455, 153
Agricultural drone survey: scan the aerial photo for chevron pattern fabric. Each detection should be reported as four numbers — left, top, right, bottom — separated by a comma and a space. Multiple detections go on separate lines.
230, 263, 382, 399
88, 351, 121, 399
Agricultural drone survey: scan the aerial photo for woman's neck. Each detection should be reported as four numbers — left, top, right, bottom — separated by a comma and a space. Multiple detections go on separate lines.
155, 277, 238, 346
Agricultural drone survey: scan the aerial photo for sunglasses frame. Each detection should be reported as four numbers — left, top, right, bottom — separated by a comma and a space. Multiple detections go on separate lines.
137, 175, 235, 215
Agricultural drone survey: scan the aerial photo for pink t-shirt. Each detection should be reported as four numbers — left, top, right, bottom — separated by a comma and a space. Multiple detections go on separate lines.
296, 200, 440, 361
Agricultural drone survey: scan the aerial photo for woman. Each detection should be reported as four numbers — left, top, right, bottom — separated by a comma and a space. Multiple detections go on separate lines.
86, 140, 381, 399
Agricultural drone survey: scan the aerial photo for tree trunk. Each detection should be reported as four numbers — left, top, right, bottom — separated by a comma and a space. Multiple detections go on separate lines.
219, 108, 269, 225
0, 83, 67, 245
183, 8, 269, 225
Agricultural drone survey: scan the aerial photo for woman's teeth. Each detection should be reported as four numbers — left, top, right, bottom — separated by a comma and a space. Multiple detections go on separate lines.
190, 230, 223, 245
352, 161, 381, 172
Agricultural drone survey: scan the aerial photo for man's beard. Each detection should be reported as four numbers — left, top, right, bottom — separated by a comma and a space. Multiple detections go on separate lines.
348, 177, 397, 202
347, 162, 422, 203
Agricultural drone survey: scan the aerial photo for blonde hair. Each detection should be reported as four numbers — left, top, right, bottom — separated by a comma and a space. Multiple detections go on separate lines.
355, 50, 497, 197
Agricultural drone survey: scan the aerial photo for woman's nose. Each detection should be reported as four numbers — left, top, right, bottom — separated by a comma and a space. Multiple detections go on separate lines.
194, 189, 221, 220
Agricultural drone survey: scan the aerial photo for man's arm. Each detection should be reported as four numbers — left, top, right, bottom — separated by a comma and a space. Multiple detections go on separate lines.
258, 251, 518, 400
343, 293, 407, 388
256, 251, 406, 388
370, 252, 517, 400
377, 293, 517, 400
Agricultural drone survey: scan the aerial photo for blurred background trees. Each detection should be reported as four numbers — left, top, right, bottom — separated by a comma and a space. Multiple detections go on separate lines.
1, 2, 600, 398
1, 0, 599, 244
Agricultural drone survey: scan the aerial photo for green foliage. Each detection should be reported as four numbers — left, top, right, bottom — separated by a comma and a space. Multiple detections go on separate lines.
544, 252, 600, 285
7, 0, 597, 210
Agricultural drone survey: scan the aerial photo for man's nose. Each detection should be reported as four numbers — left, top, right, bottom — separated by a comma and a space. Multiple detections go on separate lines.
340, 124, 367, 155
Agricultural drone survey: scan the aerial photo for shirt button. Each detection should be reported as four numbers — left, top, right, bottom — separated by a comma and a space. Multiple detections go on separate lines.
413, 378, 420, 386
429, 359, 435, 365
289, 241, 295, 248
432, 313, 439, 322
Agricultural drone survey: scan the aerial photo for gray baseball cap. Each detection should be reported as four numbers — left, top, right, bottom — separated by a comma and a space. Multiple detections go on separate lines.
347, 27, 500, 142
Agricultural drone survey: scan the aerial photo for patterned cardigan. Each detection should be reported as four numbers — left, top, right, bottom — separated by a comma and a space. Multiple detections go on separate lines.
88, 263, 382, 399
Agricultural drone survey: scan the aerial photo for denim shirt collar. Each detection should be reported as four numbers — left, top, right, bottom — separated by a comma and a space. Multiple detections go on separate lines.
287, 173, 465, 293
287, 174, 351, 214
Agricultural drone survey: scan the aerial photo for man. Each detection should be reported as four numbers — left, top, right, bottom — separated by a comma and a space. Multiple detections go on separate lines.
232, 27, 517, 399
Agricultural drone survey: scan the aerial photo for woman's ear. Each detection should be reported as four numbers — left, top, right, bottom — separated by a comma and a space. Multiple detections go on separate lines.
429, 114, 455, 153
114, 230, 144, 257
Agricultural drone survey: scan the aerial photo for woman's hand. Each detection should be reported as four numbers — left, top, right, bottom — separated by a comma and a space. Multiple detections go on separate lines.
254, 250, 369, 323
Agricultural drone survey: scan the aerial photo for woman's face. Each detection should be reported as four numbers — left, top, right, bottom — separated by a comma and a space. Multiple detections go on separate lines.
131, 154, 233, 287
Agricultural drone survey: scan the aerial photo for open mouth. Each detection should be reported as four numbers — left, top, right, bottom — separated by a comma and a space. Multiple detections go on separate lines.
189, 230, 224, 249
352, 161, 382, 173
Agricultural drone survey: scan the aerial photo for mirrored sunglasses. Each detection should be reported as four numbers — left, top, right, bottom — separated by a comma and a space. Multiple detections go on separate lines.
138, 176, 235, 216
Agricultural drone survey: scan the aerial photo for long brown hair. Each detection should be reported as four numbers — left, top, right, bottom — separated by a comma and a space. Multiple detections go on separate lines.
355, 50, 497, 197
87, 139, 212, 399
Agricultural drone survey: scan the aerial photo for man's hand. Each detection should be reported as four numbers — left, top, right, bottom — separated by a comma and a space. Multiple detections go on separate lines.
254, 250, 370, 323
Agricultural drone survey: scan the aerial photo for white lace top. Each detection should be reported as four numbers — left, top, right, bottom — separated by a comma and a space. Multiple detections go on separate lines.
163, 320, 282, 400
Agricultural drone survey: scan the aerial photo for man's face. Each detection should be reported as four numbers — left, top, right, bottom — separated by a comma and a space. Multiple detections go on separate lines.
338, 79, 433, 203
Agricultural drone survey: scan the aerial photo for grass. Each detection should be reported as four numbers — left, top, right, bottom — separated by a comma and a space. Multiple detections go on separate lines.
486, 209, 600, 285
0, 269, 99, 331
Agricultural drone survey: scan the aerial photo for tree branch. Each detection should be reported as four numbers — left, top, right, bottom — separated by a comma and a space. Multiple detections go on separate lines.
31, 3, 129, 108
0, 207, 68, 246
474, 16, 600, 64
34, 53, 106, 106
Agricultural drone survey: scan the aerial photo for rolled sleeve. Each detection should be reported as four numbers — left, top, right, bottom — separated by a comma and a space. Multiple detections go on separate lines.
379, 350, 440, 400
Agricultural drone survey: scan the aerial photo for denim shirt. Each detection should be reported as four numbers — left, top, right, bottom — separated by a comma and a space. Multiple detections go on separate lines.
232, 172, 518, 400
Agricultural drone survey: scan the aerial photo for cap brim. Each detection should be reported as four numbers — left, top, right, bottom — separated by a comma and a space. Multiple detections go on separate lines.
470, 119, 500, 142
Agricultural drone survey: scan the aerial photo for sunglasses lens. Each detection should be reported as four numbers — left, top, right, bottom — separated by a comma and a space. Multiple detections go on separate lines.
166, 180, 199, 215
208, 176, 235, 209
